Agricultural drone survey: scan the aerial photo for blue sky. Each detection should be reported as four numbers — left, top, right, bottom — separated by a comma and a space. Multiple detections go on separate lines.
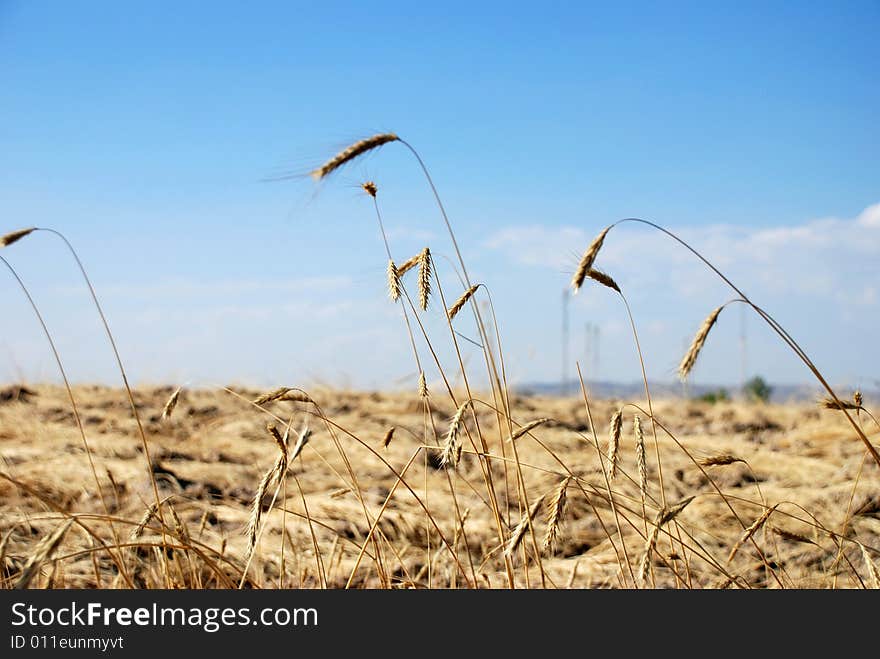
1, 1, 878, 393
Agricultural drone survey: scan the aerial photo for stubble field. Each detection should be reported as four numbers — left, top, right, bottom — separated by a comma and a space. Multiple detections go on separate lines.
1, 383, 878, 589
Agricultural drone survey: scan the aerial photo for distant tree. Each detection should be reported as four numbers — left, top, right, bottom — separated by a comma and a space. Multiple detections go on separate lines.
743, 376, 773, 403
698, 388, 729, 404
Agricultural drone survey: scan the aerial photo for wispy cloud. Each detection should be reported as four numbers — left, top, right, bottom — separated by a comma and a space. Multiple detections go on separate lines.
485, 203, 880, 306
53, 275, 353, 299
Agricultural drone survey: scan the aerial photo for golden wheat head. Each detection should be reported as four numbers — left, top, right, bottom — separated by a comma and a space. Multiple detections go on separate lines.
440, 399, 470, 468
508, 418, 551, 443
387, 259, 401, 302
634, 414, 647, 500
639, 496, 693, 585
608, 409, 622, 479
504, 494, 545, 558
1, 227, 36, 248
678, 306, 723, 380
397, 253, 420, 277
15, 518, 75, 589
310, 134, 399, 180
418, 247, 432, 311
447, 284, 480, 321
161, 386, 182, 421
586, 268, 621, 293
699, 454, 744, 467
542, 476, 572, 554
728, 504, 777, 562
571, 226, 610, 293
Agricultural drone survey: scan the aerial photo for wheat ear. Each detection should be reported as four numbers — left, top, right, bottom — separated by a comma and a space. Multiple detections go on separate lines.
1, 227, 36, 248
447, 284, 480, 320
542, 476, 572, 554
417, 247, 432, 311
608, 409, 622, 479
699, 454, 744, 467
508, 418, 551, 442
440, 399, 470, 468
387, 260, 401, 302
571, 226, 611, 293
504, 495, 545, 558
638, 496, 694, 585
397, 253, 420, 276
15, 518, 75, 589
310, 134, 398, 180
586, 268, 621, 293
679, 306, 723, 380
860, 544, 880, 589
161, 386, 182, 421
634, 414, 647, 500
728, 504, 777, 562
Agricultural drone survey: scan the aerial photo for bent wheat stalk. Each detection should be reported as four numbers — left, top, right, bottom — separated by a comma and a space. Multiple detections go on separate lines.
574, 218, 880, 467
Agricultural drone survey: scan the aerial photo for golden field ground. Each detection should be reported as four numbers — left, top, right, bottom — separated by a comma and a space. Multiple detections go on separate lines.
1, 383, 878, 589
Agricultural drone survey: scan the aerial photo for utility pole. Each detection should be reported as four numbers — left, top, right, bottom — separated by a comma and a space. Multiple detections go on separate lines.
561, 289, 570, 396
739, 304, 747, 397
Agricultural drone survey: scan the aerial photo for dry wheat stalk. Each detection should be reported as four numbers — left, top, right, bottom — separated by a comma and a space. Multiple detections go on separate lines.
418, 371, 428, 399
161, 386, 182, 421
440, 399, 470, 468
678, 306, 723, 380
504, 494, 546, 558
1, 227, 36, 248
571, 226, 610, 293
542, 476, 572, 554
860, 544, 880, 589
387, 260, 401, 302
508, 418, 551, 443
447, 284, 480, 320
634, 414, 647, 500
638, 497, 694, 585
608, 410, 622, 479
417, 247, 432, 311
699, 454, 744, 467
586, 268, 621, 293
361, 181, 378, 198
381, 427, 395, 449
15, 518, 75, 589
728, 504, 777, 562
310, 134, 398, 180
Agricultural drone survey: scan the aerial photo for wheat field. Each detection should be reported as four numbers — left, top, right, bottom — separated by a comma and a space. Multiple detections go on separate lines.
1, 135, 878, 589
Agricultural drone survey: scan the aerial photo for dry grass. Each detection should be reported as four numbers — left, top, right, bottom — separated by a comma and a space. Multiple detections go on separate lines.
2, 133, 878, 590
1, 384, 878, 588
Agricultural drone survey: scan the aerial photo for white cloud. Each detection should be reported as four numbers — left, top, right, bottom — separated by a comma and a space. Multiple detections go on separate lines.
485, 203, 880, 305
52, 275, 353, 299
